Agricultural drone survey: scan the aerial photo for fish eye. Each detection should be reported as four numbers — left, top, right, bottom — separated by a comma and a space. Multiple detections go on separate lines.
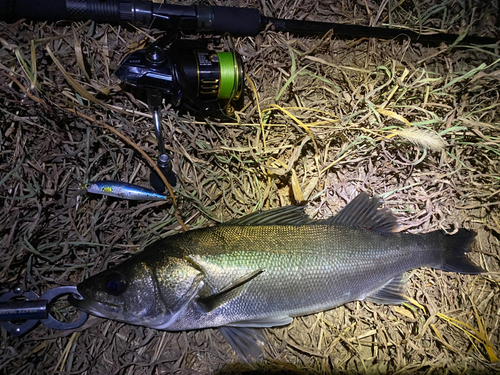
104, 272, 127, 296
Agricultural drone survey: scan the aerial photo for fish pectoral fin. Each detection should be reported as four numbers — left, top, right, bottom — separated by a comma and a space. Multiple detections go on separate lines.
227, 316, 293, 328
196, 269, 264, 313
219, 326, 265, 362
364, 274, 407, 305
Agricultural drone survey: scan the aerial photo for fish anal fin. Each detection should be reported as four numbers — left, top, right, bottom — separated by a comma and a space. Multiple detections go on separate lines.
196, 269, 264, 313
219, 316, 292, 361
219, 326, 265, 362
365, 274, 407, 305
323, 193, 398, 233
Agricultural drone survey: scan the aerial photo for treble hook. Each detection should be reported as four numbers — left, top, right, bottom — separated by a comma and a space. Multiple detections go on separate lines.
0, 286, 88, 337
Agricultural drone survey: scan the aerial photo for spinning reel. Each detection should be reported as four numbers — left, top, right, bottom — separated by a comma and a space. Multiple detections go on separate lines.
115, 37, 244, 191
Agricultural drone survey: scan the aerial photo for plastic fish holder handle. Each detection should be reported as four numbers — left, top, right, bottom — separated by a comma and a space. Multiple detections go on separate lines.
0, 286, 88, 337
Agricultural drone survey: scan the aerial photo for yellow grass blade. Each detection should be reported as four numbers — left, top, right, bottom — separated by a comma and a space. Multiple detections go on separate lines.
245, 72, 266, 151
376, 107, 412, 126
290, 169, 304, 203
430, 324, 459, 353
394, 305, 415, 319
404, 295, 427, 312
265, 104, 318, 154
46, 45, 100, 105
73, 32, 90, 81
437, 312, 498, 363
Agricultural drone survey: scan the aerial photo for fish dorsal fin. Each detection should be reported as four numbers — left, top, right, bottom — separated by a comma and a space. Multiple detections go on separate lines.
321, 193, 398, 233
221, 194, 397, 231
223, 205, 313, 226
364, 274, 407, 305
196, 268, 264, 313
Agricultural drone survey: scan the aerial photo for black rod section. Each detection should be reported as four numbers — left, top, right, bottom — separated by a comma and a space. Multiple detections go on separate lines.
0, 0, 497, 45
264, 17, 499, 45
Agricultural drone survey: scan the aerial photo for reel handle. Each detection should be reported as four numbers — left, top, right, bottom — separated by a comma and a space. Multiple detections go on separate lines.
147, 90, 177, 191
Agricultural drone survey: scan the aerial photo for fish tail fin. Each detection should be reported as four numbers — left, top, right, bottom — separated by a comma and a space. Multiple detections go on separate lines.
435, 229, 484, 274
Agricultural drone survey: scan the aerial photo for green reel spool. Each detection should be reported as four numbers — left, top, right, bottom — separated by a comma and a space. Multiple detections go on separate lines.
217, 51, 240, 100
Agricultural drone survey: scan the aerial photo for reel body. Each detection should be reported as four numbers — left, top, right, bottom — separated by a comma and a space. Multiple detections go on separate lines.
115, 39, 243, 118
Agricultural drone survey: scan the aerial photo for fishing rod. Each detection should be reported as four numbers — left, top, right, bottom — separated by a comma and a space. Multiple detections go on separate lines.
1, 0, 498, 45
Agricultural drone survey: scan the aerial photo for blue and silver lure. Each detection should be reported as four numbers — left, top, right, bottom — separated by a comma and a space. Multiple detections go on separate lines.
82, 181, 168, 201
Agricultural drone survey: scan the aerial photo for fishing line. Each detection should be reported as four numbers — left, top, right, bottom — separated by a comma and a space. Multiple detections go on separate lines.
217, 52, 236, 99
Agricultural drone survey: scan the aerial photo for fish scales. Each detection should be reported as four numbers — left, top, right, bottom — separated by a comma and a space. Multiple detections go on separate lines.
70, 193, 484, 360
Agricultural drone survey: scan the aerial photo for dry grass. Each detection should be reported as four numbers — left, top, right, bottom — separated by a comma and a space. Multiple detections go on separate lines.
1, 0, 499, 374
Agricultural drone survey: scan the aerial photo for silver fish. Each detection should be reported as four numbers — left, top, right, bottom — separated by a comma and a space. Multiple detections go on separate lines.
83, 181, 167, 201
70, 193, 484, 360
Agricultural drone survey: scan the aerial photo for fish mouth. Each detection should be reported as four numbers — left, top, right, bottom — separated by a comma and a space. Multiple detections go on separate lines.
68, 287, 121, 319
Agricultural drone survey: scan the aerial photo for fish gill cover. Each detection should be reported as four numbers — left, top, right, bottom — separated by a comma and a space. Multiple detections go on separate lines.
0, 0, 499, 373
